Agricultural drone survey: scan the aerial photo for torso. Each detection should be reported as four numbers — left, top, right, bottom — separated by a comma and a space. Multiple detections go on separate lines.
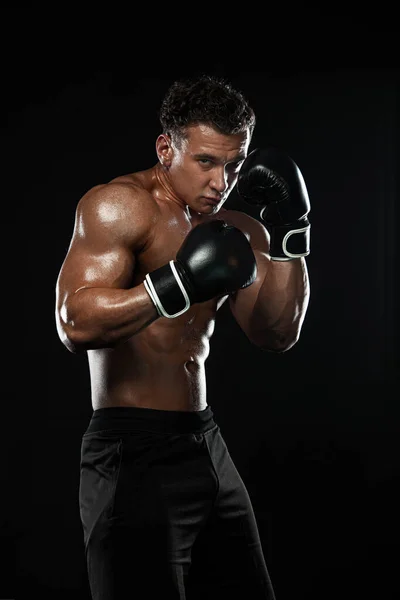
88, 166, 247, 412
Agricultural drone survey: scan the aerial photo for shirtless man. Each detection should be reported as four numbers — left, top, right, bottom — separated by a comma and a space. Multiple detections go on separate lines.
55, 75, 310, 600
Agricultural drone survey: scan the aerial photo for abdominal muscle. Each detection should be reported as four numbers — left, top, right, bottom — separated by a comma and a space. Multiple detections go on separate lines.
88, 299, 224, 412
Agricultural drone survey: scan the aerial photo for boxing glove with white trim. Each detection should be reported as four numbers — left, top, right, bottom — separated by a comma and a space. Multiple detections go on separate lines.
237, 147, 311, 261
144, 219, 257, 318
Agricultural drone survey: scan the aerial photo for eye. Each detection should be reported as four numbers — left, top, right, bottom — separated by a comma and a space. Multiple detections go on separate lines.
199, 159, 212, 165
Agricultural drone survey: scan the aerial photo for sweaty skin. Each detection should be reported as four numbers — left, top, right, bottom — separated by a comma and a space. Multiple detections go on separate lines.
56, 124, 308, 411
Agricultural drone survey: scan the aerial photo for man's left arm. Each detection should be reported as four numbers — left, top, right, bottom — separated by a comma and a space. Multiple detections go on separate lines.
228, 214, 310, 352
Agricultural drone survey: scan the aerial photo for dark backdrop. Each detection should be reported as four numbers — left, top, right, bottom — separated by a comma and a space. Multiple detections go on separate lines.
4, 27, 399, 600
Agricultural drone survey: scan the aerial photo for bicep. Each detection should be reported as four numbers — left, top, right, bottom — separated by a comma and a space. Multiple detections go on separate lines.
56, 185, 149, 308
57, 237, 135, 303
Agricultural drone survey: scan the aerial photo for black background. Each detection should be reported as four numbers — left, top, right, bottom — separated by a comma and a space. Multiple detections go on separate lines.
3, 12, 399, 600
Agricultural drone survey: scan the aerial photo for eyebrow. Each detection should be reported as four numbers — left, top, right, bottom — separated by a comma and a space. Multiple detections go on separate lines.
193, 153, 246, 164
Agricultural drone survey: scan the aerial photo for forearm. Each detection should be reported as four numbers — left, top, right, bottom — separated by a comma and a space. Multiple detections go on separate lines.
250, 257, 310, 352
57, 283, 159, 352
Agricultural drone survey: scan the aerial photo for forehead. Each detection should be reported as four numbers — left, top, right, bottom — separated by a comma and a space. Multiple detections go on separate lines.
181, 123, 250, 157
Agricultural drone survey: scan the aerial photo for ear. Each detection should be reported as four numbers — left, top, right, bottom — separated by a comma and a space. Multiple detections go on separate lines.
156, 134, 173, 168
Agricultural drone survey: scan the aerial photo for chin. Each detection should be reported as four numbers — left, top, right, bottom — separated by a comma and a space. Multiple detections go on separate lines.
202, 204, 220, 215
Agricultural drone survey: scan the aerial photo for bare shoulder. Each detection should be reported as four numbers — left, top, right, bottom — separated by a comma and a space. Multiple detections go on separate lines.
219, 208, 270, 253
77, 176, 158, 221
75, 176, 159, 248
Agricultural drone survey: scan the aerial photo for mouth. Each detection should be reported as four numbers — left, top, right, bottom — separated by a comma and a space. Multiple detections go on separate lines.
203, 196, 222, 205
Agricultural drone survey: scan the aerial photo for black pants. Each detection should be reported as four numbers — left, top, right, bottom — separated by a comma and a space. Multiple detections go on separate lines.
79, 405, 276, 599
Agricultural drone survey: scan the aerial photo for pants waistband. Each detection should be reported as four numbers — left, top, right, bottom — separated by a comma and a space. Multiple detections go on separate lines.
84, 404, 216, 435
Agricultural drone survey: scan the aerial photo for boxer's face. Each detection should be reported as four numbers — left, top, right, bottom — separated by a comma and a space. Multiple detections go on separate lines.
157, 123, 251, 214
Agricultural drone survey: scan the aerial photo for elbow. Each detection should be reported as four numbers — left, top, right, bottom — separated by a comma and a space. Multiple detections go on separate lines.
57, 321, 118, 353
259, 339, 298, 353
59, 326, 113, 353
56, 312, 94, 354
62, 340, 85, 355
56, 301, 86, 353
253, 331, 300, 354
56, 321, 87, 354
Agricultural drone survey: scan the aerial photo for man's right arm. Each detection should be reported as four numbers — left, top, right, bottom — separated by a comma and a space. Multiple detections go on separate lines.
55, 182, 159, 354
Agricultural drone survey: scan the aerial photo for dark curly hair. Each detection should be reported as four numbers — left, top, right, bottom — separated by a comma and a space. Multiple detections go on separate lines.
159, 74, 256, 145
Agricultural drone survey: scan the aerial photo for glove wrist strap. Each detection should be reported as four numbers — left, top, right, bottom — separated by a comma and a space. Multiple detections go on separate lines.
267, 218, 311, 261
144, 261, 191, 319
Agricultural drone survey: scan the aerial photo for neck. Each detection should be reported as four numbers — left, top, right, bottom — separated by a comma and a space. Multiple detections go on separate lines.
154, 163, 203, 221
155, 163, 186, 209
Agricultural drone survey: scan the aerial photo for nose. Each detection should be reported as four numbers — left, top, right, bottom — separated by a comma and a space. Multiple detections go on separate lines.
210, 166, 228, 194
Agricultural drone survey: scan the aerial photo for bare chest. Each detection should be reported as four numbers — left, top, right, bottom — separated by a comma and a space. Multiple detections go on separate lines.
130, 206, 229, 356
135, 211, 194, 281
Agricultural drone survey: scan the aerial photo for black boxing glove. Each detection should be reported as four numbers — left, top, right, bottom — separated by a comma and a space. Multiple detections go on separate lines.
143, 219, 257, 318
237, 147, 311, 261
